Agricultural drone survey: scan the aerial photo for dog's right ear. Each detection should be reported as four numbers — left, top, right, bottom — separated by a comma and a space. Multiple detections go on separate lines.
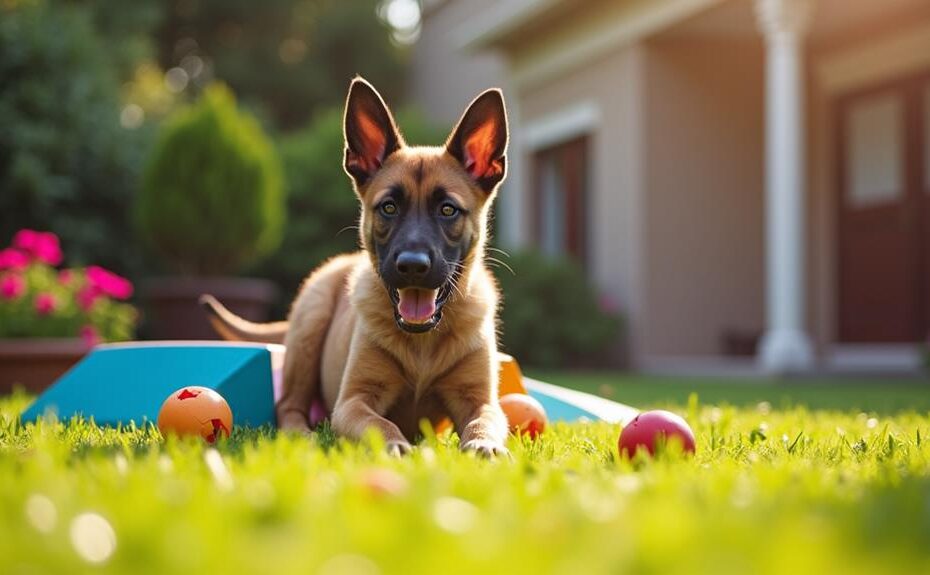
343, 77, 403, 188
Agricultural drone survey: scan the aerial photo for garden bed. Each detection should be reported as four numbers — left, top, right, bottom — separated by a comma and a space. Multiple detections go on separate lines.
0, 338, 86, 394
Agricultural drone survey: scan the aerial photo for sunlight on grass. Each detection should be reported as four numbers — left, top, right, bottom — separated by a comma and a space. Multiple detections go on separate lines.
1, 391, 929, 574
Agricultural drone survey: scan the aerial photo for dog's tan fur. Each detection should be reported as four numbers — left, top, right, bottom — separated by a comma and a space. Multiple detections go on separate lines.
203, 78, 509, 456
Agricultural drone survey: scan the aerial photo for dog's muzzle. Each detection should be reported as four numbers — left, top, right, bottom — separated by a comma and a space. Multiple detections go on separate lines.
388, 281, 454, 334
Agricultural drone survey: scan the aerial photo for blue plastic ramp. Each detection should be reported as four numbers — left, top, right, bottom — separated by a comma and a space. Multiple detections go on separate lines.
21, 342, 282, 427
525, 378, 637, 425
21, 341, 636, 427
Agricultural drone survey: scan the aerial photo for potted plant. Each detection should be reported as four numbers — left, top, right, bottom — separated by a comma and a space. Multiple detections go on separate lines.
135, 84, 284, 339
0, 229, 137, 393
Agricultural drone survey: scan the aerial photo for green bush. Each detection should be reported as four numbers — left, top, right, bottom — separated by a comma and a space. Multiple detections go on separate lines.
494, 252, 622, 368
0, 1, 157, 276
136, 84, 284, 275
255, 107, 444, 309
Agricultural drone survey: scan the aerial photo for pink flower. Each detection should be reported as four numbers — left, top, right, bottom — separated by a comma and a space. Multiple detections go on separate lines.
12, 229, 39, 251
34, 292, 57, 315
12, 229, 63, 266
79, 325, 100, 348
0, 248, 29, 271
76, 285, 101, 311
58, 269, 73, 286
86, 266, 133, 299
0, 274, 25, 300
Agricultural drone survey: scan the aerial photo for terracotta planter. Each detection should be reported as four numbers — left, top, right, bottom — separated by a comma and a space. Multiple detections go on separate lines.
143, 276, 277, 340
0, 338, 89, 394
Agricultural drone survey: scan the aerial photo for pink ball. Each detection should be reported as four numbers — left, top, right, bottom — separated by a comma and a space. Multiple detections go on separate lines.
618, 410, 696, 458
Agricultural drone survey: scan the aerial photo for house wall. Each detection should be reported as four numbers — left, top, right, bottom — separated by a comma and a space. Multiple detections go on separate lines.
515, 44, 647, 362
641, 36, 766, 359
411, 0, 930, 368
410, 0, 507, 125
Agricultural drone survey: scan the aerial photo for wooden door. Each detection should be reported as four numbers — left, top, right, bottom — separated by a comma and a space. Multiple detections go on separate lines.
836, 74, 929, 342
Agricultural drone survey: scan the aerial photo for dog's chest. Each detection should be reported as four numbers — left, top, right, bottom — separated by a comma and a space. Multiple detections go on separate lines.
394, 334, 457, 392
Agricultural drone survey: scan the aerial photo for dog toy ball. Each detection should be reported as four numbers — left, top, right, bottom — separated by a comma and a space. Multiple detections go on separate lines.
618, 410, 695, 457
500, 393, 547, 438
158, 386, 233, 443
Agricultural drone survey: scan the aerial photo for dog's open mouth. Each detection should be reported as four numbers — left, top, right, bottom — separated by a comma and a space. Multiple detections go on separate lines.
389, 284, 452, 333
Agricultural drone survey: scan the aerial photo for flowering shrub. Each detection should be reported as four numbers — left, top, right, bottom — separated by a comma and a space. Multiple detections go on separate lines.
0, 230, 137, 346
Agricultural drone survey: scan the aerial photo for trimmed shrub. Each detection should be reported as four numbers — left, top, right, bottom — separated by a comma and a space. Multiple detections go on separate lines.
494, 252, 623, 368
136, 84, 284, 275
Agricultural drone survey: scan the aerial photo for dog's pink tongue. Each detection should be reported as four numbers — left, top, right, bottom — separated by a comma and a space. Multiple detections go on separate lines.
397, 288, 438, 324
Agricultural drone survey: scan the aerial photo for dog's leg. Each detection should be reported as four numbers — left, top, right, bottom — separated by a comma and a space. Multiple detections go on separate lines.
277, 257, 357, 432
331, 341, 412, 455
278, 326, 326, 433
435, 346, 509, 458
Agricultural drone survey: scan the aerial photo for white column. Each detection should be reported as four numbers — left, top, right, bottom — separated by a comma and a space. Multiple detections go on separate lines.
756, 0, 814, 373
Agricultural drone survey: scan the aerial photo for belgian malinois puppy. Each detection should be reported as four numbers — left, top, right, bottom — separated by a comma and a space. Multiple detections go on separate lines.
202, 77, 510, 456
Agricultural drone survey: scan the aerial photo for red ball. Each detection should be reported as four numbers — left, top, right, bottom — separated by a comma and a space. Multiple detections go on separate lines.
618, 410, 695, 458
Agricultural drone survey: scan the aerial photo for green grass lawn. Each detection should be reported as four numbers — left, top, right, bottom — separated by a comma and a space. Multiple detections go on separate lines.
533, 371, 930, 414
2, 381, 930, 575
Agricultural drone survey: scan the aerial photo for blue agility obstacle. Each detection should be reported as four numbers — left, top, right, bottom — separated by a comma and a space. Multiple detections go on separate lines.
20, 342, 636, 427
20, 342, 281, 427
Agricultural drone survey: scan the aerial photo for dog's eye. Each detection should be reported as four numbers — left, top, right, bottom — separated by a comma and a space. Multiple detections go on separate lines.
439, 203, 459, 218
380, 201, 398, 217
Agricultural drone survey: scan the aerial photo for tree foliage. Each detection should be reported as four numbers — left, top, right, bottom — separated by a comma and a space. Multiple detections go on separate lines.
157, 0, 408, 130
0, 1, 157, 274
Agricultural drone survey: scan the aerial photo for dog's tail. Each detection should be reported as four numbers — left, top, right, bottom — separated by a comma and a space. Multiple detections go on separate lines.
199, 294, 288, 344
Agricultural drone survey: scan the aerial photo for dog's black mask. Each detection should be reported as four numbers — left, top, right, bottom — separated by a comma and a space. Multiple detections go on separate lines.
373, 185, 469, 334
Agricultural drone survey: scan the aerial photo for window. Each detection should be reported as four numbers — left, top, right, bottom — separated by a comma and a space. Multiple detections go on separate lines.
531, 136, 588, 264
844, 92, 903, 207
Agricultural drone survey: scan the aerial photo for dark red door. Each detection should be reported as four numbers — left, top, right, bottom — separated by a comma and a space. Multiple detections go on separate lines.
837, 74, 929, 342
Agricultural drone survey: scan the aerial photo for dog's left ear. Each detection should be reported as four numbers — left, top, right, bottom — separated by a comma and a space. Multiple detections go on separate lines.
446, 89, 508, 193
344, 77, 403, 188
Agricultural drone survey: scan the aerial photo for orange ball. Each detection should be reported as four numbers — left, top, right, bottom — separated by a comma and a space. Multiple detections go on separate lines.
500, 393, 547, 438
157, 386, 233, 443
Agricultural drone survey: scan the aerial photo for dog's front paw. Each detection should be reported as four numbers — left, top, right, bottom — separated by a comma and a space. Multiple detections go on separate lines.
386, 440, 414, 457
277, 412, 313, 437
461, 439, 510, 459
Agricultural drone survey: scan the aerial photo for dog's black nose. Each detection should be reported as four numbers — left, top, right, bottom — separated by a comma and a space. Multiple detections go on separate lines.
395, 251, 431, 280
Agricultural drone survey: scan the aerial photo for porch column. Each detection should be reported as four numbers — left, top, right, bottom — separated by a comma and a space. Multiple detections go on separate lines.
756, 0, 814, 373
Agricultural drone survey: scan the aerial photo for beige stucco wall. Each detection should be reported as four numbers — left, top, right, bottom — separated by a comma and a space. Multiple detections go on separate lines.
514, 44, 647, 362
641, 36, 766, 358
410, 0, 507, 125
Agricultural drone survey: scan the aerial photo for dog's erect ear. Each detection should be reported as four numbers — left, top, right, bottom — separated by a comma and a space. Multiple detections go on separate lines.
446, 89, 508, 193
343, 77, 403, 187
